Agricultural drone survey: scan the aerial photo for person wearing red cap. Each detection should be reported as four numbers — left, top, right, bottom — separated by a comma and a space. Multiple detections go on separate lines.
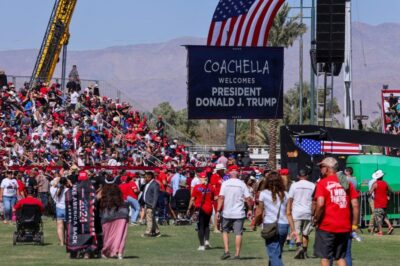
210, 164, 226, 233
119, 175, 140, 225
188, 171, 216, 251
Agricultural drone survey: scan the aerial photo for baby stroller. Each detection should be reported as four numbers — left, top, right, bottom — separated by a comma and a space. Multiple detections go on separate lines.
173, 197, 191, 226
13, 204, 44, 245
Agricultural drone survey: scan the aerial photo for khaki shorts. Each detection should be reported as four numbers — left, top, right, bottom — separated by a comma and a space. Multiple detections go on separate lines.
294, 219, 313, 236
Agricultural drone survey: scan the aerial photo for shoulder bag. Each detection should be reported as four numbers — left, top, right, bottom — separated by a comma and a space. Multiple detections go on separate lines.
261, 201, 282, 241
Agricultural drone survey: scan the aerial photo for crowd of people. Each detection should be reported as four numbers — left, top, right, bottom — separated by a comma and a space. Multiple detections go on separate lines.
383, 93, 400, 134
0, 69, 396, 265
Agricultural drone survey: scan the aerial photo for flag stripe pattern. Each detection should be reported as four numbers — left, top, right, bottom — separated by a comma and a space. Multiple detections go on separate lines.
207, 0, 285, 47
321, 141, 361, 155
295, 138, 362, 156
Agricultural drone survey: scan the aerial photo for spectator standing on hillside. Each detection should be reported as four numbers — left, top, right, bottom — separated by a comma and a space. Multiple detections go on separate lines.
156, 116, 165, 137
313, 157, 359, 266
0, 70, 7, 88
217, 169, 252, 260
369, 170, 394, 236
68, 65, 81, 90
287, 169, 315, 259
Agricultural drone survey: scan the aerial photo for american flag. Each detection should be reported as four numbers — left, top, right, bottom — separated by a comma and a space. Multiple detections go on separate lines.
207, 0, 285, 47
296, 138, 362, 155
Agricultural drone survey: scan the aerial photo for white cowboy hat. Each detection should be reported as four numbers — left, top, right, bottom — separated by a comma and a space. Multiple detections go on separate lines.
214, 163, 226, 172
372, 170, 384, 180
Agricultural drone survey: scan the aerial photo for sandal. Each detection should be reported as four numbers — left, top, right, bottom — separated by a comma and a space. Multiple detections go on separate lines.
388, 227, 394, 235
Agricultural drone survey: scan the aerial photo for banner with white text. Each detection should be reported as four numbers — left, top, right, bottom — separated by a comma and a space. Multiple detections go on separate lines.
186, 46, 284, 119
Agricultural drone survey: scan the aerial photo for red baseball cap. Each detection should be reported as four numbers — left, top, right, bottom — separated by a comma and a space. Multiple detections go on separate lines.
78, 171, 88, 181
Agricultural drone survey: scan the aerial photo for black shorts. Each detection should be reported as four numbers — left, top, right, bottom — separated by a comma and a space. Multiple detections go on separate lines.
314, 229, 350, 260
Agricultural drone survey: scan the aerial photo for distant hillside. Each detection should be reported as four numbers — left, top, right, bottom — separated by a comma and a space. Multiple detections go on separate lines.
1, 22, 400, 121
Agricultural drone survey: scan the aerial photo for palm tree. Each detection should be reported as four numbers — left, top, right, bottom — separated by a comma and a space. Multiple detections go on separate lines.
266, 3, 307, 169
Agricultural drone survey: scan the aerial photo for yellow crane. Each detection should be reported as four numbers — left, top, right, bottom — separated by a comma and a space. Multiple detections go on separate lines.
30, 0, 77, 88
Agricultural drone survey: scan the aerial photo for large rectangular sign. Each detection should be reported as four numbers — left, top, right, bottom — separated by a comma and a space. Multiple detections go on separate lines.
186, 46, 284, 119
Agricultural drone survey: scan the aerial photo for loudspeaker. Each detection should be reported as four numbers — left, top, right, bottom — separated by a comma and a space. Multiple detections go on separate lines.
316, 0, 345, 63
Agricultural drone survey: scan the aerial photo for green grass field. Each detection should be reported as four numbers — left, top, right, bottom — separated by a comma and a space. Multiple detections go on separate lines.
0, 217, 398, 265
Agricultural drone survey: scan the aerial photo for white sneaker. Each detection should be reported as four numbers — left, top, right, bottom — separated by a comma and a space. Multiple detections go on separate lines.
198, 246, 205, 251
118, 254, 123, 260
205, 241, 212, 249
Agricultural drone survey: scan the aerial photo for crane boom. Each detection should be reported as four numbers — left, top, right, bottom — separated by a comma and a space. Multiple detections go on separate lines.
30, 0, 77, 88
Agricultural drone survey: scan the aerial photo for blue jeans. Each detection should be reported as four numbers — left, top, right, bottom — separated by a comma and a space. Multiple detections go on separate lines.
3, 196, 17, 221
38, 192, 48, 209
265, 223, 289, 266
127, 196, 140, 223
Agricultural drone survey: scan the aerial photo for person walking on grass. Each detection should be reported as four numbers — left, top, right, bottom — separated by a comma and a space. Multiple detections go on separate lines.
254, 171, 297, 266
50, 175, 71, 246
217, 168, 252, 260
98, 177, 129, 259
313, 157, 359, 266
369, 170, 394, 236
142, 171, 161, 237
188, 171, 216, 251
0, 170, 20, 224
287, 168, 315, 259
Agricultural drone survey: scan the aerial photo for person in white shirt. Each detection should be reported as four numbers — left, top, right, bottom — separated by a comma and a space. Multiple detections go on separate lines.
217, 169, 252, 260
50, 176, 71, 246
190, 171, 201, 193
70, 89, 79, 111
0, 171, 20, 223
287, 169, 315, 259
254, 171, 297, 266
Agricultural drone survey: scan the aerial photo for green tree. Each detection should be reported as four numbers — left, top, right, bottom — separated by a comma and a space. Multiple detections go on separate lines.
266, 3, 307, 169
284, 83, 341, 126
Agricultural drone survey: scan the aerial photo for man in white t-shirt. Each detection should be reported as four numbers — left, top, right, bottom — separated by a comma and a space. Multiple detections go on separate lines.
287, 169, 315, 259
217, 169, 252, 260
70, 89, 79, 111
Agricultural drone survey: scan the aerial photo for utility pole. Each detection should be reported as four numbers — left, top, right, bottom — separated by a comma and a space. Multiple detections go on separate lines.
344, 0, 353, 129
310, 0, 316, 125
299, 0, 304, 124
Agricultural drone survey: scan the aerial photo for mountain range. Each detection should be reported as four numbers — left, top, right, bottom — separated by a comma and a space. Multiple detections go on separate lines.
1, 22, 400, 122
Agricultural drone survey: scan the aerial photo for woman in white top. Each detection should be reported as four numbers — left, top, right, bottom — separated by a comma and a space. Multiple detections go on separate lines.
0, 171, 20, 223
254, 171, 297, 266
50, 175, 71, 246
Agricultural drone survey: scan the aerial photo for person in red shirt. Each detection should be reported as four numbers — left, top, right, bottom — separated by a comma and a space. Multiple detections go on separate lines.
14, 186, 44, 214
188, 171, 217, 251
119, 175, 140, 225
369, 170, 394, 235
313, 157, 359, 266
210, 163, 226, 233
16, 174, 26, 199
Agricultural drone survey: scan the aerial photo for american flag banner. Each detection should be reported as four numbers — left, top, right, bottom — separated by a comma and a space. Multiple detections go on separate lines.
207, 0, 285, 47
321, 141, 362, 155
295, 138, 362, 155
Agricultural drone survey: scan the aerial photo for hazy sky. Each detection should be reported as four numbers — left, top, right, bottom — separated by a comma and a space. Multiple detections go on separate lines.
1, 0, 399, 51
